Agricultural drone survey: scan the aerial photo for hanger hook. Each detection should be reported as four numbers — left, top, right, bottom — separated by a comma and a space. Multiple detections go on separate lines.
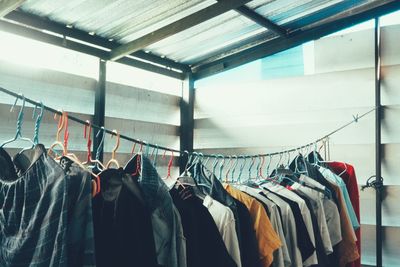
33, 101, 44, 145
152, 144, 159, 167
248, 156, 256, 180
110, 130, 120, 160
95, 126, 106, 162
14, 95, 26, 138
218, 154, 225, 180
238, 156, 247, 182
230, 155, 238, 182
84, 120, 93, 162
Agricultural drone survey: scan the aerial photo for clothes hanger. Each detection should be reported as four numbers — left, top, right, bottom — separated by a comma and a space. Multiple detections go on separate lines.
151, 144, 159, 167
236, 155, 247, 184
175, 151, 205, 199
230, 155, 239, 183
16, 101, 44, 157
162, 150, 174, 180
48, 111, 67, 158
224, 156, 233, 183
82, 121, 105, 171
218, 154, 225, 181
93, 126, 106, 171
106, 130, 120, 169
1, 95, 36, 148
60, 112, 86, 166
244, 156, 260, 188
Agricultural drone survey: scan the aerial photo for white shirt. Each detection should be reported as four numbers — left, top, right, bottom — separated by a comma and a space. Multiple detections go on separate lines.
203, 195, 242, 267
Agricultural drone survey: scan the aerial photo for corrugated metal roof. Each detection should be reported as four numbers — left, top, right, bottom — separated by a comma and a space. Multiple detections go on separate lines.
16, 0, 395, 67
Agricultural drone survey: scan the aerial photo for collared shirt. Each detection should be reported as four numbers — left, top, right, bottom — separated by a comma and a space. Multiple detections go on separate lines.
261, 190, 303, 267
93, 167, 159, 267
189, 162, 244, 261
171, 186, 237, 267
125, 155, 186, 267
0, 145, 96, 267
325, 181, 359, 267
291, 181, 333, 255
224, 184, 281, 267
236, 185, 290, 267
203, 195, 242, 267
299, 175, 342, 246
319, 167, 360, 231
262, 182, 318, 266
327, 162, 361, 267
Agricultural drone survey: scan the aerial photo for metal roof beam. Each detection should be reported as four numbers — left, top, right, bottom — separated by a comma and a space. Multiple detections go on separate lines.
0, 20, 185, 79
109, 0, 252, 61
0, 0, 25, 17
4, 11, 191, 72
193, 0, 400, 80
235, 5, 287, 37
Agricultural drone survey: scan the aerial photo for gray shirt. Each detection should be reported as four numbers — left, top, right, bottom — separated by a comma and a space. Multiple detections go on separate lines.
299, 175, 342, 246
237, 185, 291, 267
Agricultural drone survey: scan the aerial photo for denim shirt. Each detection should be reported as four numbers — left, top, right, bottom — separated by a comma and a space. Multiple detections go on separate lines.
138, 156, 187, 267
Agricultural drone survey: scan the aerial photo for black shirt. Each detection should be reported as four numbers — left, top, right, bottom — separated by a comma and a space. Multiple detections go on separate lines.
92, 168, 159, 267
170, 186, 237, 267
233, 198, 262, 267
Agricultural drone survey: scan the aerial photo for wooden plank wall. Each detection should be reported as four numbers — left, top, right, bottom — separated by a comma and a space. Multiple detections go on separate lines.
194, 25, 400, 266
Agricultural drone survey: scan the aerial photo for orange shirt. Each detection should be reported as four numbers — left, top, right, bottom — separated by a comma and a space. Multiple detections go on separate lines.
224, 184, 281, 267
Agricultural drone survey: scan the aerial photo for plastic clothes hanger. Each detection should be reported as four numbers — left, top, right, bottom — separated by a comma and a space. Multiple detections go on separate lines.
151, 144, 159, 167
236, 156, 247, 184
16, 101, 44, 157
94, 126, 106, 171
82, 121, 105, 171
1, 96, 35, 148
48, 111, 67, 158
230, 155, 239, 183
175, 151, 206, 200
106, 130, 120, 169
218, 155, 225, 181
224, 156, 233, 183
59, 112, 85, 166
162, 150, 174, 180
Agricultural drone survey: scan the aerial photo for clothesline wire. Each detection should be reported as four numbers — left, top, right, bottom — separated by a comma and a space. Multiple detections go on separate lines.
0, 86, 375, 159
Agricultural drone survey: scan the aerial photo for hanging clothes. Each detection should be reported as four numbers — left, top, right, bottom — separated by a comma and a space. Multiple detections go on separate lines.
202, 195, 242, 267
260, 190, 303, 267
92, 167, 159, 267
327, 162, 361, 267
236, 185, 291, 267
170, 185, 237, 267
124, 155, 187, 267
262, 182, 318, 266
224, 184, 282, 267
0, 144, 96, 267
189, 162, 260, 267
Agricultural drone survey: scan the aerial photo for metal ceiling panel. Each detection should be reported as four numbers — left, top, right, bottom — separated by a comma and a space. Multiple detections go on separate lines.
15, 0, 400, 68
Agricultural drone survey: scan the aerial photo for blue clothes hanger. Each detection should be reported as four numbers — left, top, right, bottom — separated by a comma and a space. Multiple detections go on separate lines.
1, 95, 35, 148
